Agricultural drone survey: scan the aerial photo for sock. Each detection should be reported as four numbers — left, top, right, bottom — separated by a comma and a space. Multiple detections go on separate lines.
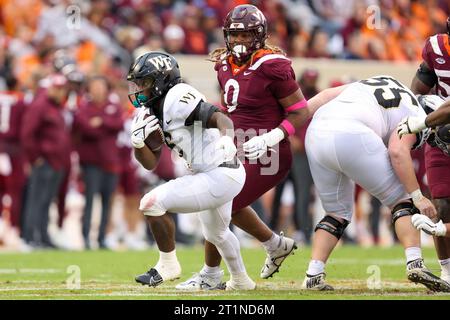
230, 271, 253, 283
405, 247, 422, 263
213, 229, 246, 275
439, 258, 450, 279
262, 233, 281, 253
154, 249, 180, 280
158, 249, 178, 265
306, 260, 325, 276
201, 264, 221, 276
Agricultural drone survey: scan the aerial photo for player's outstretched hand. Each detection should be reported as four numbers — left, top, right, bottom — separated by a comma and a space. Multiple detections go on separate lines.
411, 214, 446, 236
243, 135, 268, 160
131, 108, 160, 149
397, 116, 426, 138
413, 196, 437, 220
216, 135, 237, 162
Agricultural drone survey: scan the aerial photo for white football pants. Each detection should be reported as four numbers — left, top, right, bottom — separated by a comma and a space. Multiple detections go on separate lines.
306, 127, 409, 221
139, 163, 247, 275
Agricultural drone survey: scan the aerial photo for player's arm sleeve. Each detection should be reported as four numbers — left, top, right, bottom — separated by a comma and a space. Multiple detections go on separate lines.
416, 62, 438, 89
262, 59, 300, 99
184, 100, 220, 128
416, 38, 438, 88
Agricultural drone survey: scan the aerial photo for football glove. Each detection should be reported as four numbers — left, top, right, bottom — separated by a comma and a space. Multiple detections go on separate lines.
411, 214, 447, 237
397, 116, 426, 137
243, 128, 285, 160
418, 94, 445, 114
215, 135, 237, 162
130, 108, 160, 149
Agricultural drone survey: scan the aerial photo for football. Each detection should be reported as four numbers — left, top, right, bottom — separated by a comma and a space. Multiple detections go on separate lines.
143, 109, 165, 152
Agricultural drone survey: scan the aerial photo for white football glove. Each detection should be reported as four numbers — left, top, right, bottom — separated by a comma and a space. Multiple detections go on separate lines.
243, 128, 285, 160
215, 135, 237, 162
130, 108, 160, 149
397, 116, 426, 137
411, 214, 447, 237
418, 94, 445, 113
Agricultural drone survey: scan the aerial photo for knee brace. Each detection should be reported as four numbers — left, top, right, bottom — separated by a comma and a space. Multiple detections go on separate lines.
314, 215, 349, 240
391, 201, 418, 224
139, 192, 166, 217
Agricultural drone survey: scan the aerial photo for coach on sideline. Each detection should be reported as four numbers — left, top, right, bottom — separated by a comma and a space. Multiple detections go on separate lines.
21, 74, 70, 248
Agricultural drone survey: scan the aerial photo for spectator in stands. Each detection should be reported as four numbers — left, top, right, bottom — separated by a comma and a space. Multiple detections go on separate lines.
21, 74, 70, 248
73, 76, 124, 249
163, 24, 186, 54
305, 26, 331, 58
181, 5, 208, 55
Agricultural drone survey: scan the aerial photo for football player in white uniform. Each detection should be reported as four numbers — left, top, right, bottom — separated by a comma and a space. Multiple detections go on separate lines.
127, 51, 255, 290
302, 76, 450, 292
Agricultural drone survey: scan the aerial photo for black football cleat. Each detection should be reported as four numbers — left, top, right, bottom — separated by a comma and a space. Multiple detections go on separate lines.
135, 268, 164, 287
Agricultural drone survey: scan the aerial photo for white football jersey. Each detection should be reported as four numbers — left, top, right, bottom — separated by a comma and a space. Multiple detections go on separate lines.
161, 83, 226, 173
312, 76, 427, 145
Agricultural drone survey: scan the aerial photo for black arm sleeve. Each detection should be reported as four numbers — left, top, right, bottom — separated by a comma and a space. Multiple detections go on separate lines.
416, 62, 438, 88
184, 100, 220, 128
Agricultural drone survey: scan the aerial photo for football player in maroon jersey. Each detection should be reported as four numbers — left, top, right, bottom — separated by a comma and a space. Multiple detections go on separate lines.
408, 17, 450, 285
176, 4, 312, 290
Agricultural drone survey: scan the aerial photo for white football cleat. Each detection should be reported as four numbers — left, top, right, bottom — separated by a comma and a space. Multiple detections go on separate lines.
302, 273, 334, 291
175, 270, 225, 291
260, 232, 298, 279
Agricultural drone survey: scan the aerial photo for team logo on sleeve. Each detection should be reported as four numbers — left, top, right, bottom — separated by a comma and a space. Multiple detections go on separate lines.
179, 92, 196, 104
436, 57, 446, 65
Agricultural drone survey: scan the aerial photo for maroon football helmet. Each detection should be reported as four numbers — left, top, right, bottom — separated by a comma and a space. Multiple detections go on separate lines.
223, 4, 268, 62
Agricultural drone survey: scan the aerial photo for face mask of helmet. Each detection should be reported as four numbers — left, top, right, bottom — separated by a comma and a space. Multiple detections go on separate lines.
128, 78, 154, 108
434, 124, 450, 156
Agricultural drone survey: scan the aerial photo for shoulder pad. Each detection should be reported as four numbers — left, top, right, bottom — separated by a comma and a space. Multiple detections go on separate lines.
163, 83, 206, 119
251, 54, 294, 81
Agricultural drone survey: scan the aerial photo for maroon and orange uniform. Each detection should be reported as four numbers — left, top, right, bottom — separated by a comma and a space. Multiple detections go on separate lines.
215, 50, 300, 211
421, 33, 450, 198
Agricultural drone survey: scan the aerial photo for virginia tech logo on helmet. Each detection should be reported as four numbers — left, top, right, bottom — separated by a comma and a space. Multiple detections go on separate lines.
148, 56, 173, 71
230, 23, 245, 29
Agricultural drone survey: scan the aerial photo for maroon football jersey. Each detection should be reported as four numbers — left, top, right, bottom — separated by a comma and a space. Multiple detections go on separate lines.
421, 33, 450, 198
0, 91, 25, 154
215, 52, 299, 135
422, 34, 450, 99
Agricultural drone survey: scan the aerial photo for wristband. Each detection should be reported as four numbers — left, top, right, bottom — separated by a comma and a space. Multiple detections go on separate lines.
281, 119, 295, 136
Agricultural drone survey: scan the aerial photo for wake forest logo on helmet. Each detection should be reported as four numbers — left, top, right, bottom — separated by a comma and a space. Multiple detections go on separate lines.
148, 56, 173, 71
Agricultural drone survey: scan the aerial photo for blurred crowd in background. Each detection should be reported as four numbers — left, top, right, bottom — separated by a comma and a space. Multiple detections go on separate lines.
0, 0, 444, 251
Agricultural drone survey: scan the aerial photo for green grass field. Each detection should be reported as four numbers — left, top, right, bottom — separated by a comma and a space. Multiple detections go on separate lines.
1, 245, 449, 300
